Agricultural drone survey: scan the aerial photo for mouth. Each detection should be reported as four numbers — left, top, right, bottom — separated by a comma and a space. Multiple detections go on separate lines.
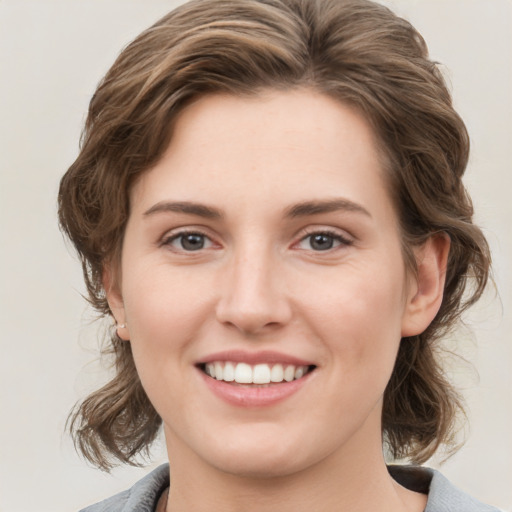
197, 361, 317, 386
196, 351, 318, 406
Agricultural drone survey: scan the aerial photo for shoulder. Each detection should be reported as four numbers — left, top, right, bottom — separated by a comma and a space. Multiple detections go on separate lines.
388, 465, 501, 512
427, 469, 501, 512
80, 464, 169, 512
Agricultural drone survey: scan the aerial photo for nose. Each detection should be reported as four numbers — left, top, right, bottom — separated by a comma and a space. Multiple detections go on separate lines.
215, 246, 292, 336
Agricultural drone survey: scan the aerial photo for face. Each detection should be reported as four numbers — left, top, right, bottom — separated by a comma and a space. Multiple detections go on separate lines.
108, 90, 439, 479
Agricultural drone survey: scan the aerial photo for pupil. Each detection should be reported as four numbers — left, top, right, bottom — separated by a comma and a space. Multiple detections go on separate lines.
311, 234, 333, 251
182, 234, 204, 250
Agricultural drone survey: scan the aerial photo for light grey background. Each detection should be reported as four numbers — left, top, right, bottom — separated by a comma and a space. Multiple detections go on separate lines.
0, 1, 510, 511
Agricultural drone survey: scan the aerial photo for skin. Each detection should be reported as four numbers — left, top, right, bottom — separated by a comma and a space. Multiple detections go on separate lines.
106, 89, 449, 512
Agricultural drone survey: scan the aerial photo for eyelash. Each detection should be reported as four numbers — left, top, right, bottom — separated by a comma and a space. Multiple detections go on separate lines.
160, 228, 353, 253
161, 229, 214, 252
296, 229, 354, 252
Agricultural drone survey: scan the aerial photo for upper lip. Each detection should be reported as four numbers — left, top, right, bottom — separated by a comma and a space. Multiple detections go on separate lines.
198, 350, 315, 366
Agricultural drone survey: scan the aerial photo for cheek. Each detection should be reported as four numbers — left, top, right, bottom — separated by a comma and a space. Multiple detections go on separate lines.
123, 258, 210, 324
120, 273, 211, 418
297, 261, 406, 382
298, 258, 407, 335
120, 263, 215, 372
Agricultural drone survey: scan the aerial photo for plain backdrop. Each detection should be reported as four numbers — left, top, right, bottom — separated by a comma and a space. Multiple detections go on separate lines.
0, 1, 511, 511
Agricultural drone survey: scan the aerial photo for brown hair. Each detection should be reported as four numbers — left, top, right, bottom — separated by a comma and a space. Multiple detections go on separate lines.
59, 0, 490, 470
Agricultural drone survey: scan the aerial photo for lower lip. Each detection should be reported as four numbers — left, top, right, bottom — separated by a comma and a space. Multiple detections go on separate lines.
199, 369, 313, 407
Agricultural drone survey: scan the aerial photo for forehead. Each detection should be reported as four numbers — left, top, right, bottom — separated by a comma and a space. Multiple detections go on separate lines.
130, 89, 396, 225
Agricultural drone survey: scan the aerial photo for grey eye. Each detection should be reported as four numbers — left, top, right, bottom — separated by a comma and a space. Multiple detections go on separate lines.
309, 234, 335, 251
165, 232, 213, 251
296, 231, 352, 252
178, 233, 206, 251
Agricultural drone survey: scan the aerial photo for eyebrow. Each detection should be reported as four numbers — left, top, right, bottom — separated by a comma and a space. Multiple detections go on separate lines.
143, 201, 223, 219
284, 198, 372, 219
143, 198, 371, 220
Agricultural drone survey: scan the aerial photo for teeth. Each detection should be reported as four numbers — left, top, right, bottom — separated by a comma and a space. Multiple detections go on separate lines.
284, 365, 295, 382
223, 362, 235, 382
270, 364, 284, 382
206, 363, 215, 378
253, 364, 271, 384
234, 362, 253, 384
203, 362, 310, 384
294, 366, 305, 379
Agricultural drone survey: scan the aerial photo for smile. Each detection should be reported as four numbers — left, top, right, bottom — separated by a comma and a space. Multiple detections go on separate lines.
196, 350, 317, 406
202, 361, 314, 384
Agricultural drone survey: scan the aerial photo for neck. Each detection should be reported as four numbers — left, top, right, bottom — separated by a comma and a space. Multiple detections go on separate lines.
163, 417, 427, 512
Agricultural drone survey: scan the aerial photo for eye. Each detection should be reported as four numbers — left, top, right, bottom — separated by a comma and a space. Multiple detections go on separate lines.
297, 231, 352, 251
163, 231, 213, 252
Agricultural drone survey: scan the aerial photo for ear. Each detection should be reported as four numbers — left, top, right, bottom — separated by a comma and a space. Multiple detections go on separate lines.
103, 264, 130, 341
401, 234, 450, 337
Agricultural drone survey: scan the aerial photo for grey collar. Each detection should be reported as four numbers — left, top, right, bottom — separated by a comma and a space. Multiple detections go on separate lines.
388, 465, 500, 512
82, 463, 500, 512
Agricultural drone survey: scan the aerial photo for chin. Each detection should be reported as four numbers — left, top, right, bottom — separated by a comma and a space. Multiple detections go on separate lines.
196, 426, 329, 480
211, 450, 312, 480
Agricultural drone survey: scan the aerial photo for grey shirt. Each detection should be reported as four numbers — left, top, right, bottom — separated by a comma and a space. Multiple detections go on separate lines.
80, 464, 500, 512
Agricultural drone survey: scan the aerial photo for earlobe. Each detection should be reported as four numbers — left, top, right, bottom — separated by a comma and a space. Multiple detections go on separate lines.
102, 264, 130, 341
401, 234, 450, 337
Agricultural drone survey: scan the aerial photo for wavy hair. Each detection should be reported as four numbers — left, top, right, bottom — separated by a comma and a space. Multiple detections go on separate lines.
59, 0, 490, 470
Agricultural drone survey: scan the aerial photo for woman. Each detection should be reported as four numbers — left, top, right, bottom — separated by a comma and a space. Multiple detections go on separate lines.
58, 0, 498, 510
